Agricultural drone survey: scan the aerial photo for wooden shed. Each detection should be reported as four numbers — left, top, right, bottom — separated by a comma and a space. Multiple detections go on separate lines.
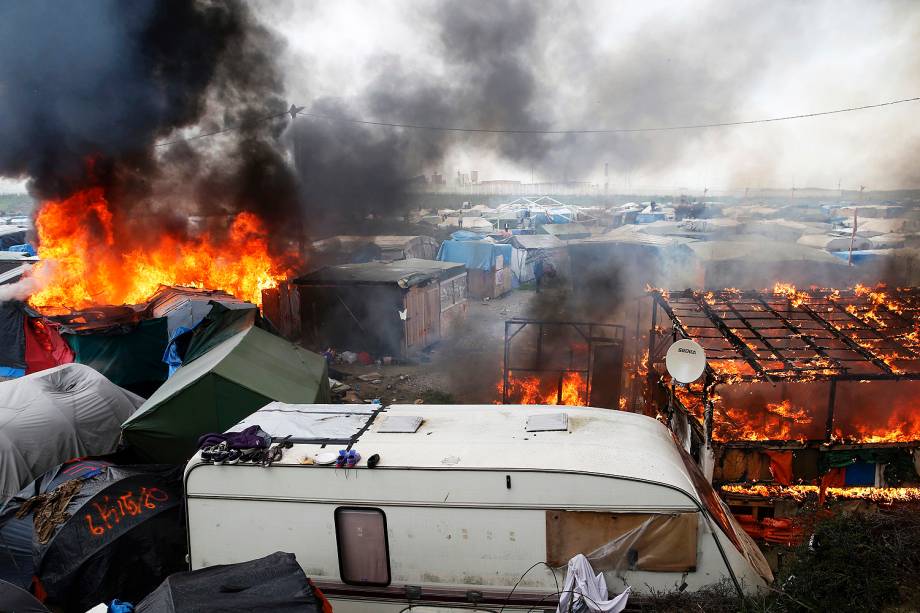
292, 258, 468, 357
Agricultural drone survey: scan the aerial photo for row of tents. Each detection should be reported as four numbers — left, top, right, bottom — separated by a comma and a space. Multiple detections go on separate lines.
0, 287, 333, 607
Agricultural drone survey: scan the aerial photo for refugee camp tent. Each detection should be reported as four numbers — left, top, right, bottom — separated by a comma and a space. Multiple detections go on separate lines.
0, 580, 49, 612
0, 459, 113, 589
567, 233, 699, 298
0, 226, 27, 250
146, 285, 254, 337
21, 464, 184, 612
688, 239, 853, 288
295, 258, 469, 356
0, 301, 73, 379
437, 231, 512, 299
62, 317, 168, 397
121, 326, 330, 463
0, 364, 142, 504
311, 235, 440, 268
136, 552, 327, 613
0, 251, 39, 285
506, 234, 567, 285
797, 233, 873, 252
538, 222, 591, 240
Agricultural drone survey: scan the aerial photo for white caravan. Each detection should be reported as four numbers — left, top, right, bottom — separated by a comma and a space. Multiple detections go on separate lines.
184, 404, 772, 611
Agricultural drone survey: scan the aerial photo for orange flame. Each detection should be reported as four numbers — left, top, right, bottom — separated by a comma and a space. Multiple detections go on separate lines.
27, 188, 295, 309
500, 372, 588, 405
722, 484, 920, 504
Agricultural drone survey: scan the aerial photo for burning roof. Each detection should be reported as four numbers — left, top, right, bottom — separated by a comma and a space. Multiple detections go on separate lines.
648, 284, 920, 447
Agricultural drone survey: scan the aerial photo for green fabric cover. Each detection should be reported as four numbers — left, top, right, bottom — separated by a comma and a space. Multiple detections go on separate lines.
64, 318, 168, 396
121, 326, 330, 463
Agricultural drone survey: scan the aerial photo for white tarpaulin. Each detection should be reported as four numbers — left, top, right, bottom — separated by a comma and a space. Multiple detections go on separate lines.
230, 402, 376, 442
0, 364, 143, 504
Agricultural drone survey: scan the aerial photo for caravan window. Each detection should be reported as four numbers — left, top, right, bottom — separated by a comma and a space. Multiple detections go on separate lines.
334, 507, 391, 586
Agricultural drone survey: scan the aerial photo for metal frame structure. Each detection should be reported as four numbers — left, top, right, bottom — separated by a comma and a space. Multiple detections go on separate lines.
646, 288, 920, 444
502, 319, 625, 405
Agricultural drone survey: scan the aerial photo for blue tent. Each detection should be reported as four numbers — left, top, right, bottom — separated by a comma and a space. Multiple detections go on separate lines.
437, 234, 512, 271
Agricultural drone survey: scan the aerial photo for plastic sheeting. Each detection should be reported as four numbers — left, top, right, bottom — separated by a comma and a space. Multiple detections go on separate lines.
0, 301, 26, 369
136, 551, 325, 613
437, 239, 512, 271
0, 364, 143, 503
557, 554, 630, 613
232, 402, 376, 443
546, 511, 698, 573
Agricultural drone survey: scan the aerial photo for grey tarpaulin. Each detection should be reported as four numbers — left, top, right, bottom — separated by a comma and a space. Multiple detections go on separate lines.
0, 364, 143, 503
136, 551, 324, 613
0, 578, 50, 612
230, 402, 376, 443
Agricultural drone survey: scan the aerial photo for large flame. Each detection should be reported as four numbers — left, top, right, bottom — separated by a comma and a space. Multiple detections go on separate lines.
27, 188, 294, 309
500, 372, 588, 405
722, 484, 920, 504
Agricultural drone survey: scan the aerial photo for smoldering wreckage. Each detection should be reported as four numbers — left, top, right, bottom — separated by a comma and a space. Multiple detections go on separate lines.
2, 2, 920, 613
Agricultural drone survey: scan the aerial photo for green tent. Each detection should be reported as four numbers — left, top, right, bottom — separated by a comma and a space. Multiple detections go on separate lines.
64, 318, 169, 397
121, 326, 330, 463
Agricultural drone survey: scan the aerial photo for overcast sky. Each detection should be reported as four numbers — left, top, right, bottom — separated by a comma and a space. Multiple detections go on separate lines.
256, 0, 920, 191
3, 0, 917, 196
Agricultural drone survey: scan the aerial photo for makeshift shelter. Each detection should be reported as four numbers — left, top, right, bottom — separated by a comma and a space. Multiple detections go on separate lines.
506, 234, 567, 285
0, 301, 73, 379
437, 231, 512, 299
0, 251, 38, 285
146, 285, 254, 337
311, 235, 439, 268
538, 222, 591, 240
19, 464, 184, 612
294, 258, 469, 356
438, 216, 493, 233
136, 552, 327, 613
0, 227, 27, 250
688, 239, 853, 288
797, 233, 873, 252
0, 364, 142, 504
567, 233, 699, 298
121, 326, 330, 463
62, 317, 168, 397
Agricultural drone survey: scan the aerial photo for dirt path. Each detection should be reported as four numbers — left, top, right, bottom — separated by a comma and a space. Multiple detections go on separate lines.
331, 288, 537, 404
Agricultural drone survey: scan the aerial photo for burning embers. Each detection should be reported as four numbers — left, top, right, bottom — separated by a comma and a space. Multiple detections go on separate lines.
722, 484, 920, 505
27, 188, 295, 310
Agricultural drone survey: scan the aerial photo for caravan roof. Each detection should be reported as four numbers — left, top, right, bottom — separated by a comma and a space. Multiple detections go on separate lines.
222, 404, 699, 501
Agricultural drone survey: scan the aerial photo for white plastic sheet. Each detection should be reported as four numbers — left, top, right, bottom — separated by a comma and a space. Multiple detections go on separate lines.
230, 402, 376, 441
557, 554, 630, 613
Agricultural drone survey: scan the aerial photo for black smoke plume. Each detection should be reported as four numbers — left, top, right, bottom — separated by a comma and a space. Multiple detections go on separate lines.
0, 0, 299, 249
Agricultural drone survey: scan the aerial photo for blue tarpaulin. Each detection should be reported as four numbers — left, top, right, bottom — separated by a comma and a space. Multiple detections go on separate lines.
437, 239, 512, 271
162, 326, 192, 377
7, 244, 36, 256
831, 250, 888, 265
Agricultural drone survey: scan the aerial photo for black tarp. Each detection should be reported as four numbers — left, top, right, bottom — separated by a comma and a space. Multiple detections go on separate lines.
0, 460, 113, 589
29, 465, 185, 612
0, 302, 25, 370
0, 579, 50, 613
136, 552, 325, 613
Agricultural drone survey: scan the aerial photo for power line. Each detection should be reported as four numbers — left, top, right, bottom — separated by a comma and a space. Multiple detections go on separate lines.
154, 96, 920, 146
296, 96, 920, 134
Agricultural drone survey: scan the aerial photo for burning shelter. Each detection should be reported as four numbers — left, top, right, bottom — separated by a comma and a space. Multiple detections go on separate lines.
0, 301, 73, 379
293, 258, 468, 357
646, 285, 920, 537
505, 234, 567, 286
437, 231, 512, 299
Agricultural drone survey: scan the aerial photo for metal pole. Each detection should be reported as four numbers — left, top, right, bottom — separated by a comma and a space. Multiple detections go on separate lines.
824, 378, 838, 442
502, 321, 510, 404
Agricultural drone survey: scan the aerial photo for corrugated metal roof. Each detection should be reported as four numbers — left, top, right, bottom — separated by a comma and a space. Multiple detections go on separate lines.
295, 258, 465, 287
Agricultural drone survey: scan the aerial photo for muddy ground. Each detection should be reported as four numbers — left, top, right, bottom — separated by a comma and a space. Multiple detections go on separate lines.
331, 287, 538, 405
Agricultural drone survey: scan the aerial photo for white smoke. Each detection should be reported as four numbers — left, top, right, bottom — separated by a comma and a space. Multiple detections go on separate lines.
0, 264, 44, 303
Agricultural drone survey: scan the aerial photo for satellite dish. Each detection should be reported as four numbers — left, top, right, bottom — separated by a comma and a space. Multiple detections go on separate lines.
665, 339, 706, 384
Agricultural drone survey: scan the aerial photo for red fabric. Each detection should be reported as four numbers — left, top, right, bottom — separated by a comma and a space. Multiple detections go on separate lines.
818, 467, 847, 505
765, 450, 794, 486
762, 517, 804, 546
24, 317, 74, 374
357, 351, 373, 365
307, 580, 334, 613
